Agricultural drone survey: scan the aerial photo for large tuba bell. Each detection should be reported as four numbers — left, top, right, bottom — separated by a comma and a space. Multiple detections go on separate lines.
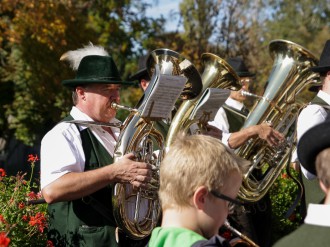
235, 39, 319, 202
165, 53, 241, 147
111, 49, 202, 239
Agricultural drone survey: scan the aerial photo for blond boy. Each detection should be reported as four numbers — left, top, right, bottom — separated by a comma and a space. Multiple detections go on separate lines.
148, 134, 249, 247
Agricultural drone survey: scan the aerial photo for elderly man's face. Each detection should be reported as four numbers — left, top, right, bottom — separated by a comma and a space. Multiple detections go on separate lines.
80, 84, 121, 122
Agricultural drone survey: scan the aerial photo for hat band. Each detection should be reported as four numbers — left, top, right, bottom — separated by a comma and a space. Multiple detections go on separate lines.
78, 77, 121, 80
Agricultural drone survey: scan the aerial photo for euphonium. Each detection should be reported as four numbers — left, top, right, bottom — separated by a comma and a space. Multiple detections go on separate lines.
112, 49, 202, 239
165, 53, 241, 147
235, 39, 319, 202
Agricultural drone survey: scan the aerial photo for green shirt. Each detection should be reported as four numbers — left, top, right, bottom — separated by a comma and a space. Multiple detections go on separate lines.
148, 227, 206, 247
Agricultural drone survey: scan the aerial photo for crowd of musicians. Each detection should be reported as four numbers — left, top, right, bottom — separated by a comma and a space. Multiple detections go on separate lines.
39, 39, 330, 247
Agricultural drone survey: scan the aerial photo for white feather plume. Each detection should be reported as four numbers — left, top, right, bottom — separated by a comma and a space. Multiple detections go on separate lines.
60, 42, 109, 70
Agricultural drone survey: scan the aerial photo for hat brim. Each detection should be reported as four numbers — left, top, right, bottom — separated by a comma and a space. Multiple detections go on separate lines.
62, 79, 135, 88
310, 65, 330, 73
297, 120, 330, 176
129, 68, 149, 81
237, 72, 255, 77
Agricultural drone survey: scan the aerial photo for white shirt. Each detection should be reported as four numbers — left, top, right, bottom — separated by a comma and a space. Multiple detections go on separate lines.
40, 106, 120, 189
209, 97, 245, 148
304, 204, 330, 227
293, 90, 330, 179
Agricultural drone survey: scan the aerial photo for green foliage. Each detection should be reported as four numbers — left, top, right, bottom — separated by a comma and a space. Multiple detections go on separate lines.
270, 168, 303, 244
264, 0, 329, 45
0, 0, 163, 146
0, 155, 49, 247
0, 0, 329, 146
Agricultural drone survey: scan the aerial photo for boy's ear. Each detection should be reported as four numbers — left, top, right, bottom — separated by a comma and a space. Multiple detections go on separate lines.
193, 186, 209, 210
319, 180, 328, 194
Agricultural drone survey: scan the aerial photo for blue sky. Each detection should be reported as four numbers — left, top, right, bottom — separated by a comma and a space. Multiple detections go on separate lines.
144, 0, 182, 32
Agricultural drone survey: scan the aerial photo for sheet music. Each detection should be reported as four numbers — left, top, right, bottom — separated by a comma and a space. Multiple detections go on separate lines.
190, 88, 231, 121
141, 74, 187, 119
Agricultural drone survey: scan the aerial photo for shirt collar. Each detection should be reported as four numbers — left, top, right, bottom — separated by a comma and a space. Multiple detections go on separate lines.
225, 97, 245, 111
317, 90, 330, 105
304, 204, 330, 227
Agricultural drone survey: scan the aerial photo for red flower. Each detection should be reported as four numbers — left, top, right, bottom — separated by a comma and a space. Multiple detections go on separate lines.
29, 212, 47, 233
22, 215, 28, 221
27, 154, 39, 163
27, 191, 38, 200
47, 240, 54, 247
0, 169, 5, 177
18, 202, 25, 209
281, 173, 288, 179
0, 232, 10, 247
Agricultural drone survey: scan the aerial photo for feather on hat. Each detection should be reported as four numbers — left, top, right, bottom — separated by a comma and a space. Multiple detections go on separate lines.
60, 42, 109, 70
60, 43, 132, 87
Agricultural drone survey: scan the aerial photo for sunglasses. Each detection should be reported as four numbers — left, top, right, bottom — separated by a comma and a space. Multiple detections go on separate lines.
210, 190, 243, 213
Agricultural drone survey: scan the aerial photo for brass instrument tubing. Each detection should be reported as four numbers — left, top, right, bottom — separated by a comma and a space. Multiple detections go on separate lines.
241, 91, 282, 114
224, 220, 260, 247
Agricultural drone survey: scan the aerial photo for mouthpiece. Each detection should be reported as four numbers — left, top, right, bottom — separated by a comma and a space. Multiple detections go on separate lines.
241, 90, 257, 97
111, 102, 138, 113
241, 90, 272, 102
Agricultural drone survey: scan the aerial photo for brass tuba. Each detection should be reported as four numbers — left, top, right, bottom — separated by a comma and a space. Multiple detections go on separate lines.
111, 49, 202, 239
235, 39, 319, 202
165, 53, 241, 147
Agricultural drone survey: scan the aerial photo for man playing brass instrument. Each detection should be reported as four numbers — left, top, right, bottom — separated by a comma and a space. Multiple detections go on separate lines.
209, 57, 284, 247
209, 57, 284, 149
130, 55, 222, 139
292, 39, 330, 218
40, 44, 152, 247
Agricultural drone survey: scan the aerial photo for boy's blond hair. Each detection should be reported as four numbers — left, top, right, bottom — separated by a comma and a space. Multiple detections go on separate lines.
315, 147, 330, 188
159, 133, 250, 210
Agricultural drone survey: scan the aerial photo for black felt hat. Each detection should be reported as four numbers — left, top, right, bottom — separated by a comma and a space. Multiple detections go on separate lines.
227, 57, 255, 77
62, 55, 131, 88
310, 40, 330, 73
297, 117, 330, 176
129, 55, 150, 81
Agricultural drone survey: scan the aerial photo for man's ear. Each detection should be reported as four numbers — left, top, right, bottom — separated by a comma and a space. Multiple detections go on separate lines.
140, 79, 148, 90
76, 86, 85, 97
192, 186, 209, 210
